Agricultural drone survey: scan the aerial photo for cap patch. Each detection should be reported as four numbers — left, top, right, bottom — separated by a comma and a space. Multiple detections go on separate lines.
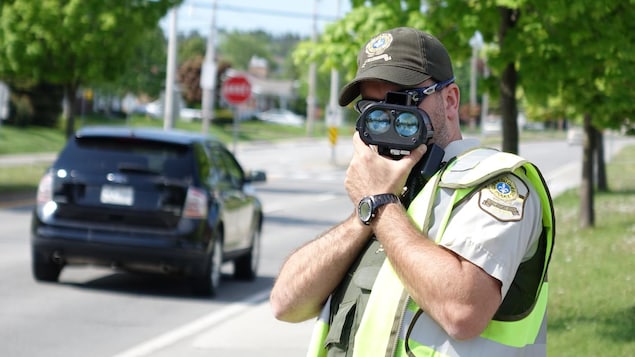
478, 176, 525, 221
362, 33, 393, 68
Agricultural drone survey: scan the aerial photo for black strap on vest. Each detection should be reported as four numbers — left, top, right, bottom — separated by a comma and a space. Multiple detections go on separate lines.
404, 308, 424, 356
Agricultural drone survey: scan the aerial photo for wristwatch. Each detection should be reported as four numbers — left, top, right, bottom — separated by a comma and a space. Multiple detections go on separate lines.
357, 193, 400, 225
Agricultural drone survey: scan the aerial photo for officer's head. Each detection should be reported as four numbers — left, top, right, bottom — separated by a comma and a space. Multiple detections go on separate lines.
341, 27, 462, 153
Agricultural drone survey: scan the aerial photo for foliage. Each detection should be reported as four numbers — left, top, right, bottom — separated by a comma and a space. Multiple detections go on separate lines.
178, 55, 205, 106
178, 31, 207, 63
0, 0, 181, 84
105, 26, 169, 99
218, 30, 278, 73
0, 0, 183, 135
520, 1, 635, 129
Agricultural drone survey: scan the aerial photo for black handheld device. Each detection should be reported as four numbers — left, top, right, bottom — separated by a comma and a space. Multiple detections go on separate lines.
401, 143, 445, 207
356, 91, 434, 159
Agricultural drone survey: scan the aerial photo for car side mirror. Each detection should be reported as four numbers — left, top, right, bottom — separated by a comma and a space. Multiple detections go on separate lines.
245, 170, 267, 183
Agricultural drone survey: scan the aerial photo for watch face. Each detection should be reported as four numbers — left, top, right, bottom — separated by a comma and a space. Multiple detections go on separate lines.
358, 198, 373, 223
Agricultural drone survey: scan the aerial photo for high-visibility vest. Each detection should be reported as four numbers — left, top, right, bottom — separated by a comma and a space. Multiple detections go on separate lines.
307, 148, 555, 357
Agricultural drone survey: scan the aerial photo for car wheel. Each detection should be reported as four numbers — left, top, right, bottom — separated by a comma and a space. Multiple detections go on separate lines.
192, 235, 223, 296
233, 226, 260, 281
32, 248, 62, 282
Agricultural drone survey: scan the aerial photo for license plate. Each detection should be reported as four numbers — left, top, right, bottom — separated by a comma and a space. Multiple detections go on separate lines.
100, 185, 134, 206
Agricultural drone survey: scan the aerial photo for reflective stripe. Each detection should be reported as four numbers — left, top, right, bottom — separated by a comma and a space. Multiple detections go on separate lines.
407, 169, 442, 232
306, 296, 331, 357
522, 164, 555, 285
395, 289, 549, 354
352, 260, 406, 357
481, 283, 549, 347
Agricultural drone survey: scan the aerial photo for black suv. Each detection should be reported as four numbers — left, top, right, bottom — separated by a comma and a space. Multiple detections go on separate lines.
31, 126, 266, 295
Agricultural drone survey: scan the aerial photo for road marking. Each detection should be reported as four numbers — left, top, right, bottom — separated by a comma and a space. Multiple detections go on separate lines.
112, 290, 270, 357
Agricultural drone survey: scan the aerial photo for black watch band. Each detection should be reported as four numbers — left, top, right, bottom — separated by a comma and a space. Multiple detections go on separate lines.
357, 193, 400, 225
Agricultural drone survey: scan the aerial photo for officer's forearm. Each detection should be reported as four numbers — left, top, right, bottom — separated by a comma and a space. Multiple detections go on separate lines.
371, 204, 501, 340
270, 212, 372, 323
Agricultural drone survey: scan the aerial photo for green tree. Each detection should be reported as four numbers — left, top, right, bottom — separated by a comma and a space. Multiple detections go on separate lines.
518, 0, 635, 227
115, 26, 169, 99
218, 30, 276, 72
0, 0, 182, 137
296, 0, 635, 228
178, 31, 207, 64
292, 3, 416, 124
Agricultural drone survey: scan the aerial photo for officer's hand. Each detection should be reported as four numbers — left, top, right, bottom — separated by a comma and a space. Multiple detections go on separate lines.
345, 132, 427, 205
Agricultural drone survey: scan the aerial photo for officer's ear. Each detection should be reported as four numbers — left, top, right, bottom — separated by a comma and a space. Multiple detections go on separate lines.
443, 83, 460, 115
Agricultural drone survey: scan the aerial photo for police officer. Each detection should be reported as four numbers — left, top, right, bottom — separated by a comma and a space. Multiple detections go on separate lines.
270, 27, 555, 357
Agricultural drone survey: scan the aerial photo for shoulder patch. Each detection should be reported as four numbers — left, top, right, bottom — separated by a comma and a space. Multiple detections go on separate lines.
478, 176, 526, 221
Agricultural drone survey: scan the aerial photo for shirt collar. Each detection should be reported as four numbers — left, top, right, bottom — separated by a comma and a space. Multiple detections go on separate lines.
442, 138, 481, 163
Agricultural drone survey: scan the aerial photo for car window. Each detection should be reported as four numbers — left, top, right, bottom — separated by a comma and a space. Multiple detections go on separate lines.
60, 136, 193, 179
208, 144, 244, 189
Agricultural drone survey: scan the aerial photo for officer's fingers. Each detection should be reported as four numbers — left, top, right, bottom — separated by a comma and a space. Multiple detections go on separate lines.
352, 132, 375, 156
402, 144, 427, 166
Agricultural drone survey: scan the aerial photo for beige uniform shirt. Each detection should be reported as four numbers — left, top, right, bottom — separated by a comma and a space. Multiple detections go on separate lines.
427, 139, 543, 298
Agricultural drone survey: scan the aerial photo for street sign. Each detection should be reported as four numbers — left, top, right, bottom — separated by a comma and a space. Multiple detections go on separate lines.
221, 75, 251, 105
200, 61, 217, 90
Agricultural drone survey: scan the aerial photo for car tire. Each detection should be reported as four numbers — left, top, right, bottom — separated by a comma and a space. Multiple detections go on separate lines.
32, 248, 62, 282
192, 234, 223, 296
233, 227, 260, 281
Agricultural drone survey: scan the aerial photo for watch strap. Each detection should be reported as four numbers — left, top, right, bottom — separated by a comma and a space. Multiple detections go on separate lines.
373, 193, 400, 208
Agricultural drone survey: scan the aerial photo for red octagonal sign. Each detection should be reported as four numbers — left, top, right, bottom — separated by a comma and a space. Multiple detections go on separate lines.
221, 75, 252, 105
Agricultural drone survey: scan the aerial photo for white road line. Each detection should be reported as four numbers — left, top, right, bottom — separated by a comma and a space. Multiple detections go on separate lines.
112, 290, 271, 357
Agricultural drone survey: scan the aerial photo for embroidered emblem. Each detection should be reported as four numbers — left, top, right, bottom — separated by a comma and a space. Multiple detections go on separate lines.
362, 33, 393, 68
479, 176, 526, 221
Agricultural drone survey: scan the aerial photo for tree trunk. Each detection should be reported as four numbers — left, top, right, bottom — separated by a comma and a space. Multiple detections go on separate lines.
498, 7, 519, 154
580, 113, 595, 228
594, 127, 608, 192
64, 83, 79, 139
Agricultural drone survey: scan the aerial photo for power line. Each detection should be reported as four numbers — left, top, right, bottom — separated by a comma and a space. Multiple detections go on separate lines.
188, 1, 338, 21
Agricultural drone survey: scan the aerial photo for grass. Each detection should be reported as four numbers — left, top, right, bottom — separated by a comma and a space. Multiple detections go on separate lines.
547, 145, 635, 356
0, 162, 51, 195
0, 125, 67, 154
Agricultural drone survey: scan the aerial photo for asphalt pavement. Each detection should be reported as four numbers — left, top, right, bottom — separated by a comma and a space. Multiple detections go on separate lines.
3, 135, 634, 356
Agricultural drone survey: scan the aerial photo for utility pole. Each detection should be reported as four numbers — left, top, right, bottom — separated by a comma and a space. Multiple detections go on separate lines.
164, 6, 178, 130
305, 0, 318, 136
468, 31, 483, 132
200, 0, 218, 135
325, 0, 342, 164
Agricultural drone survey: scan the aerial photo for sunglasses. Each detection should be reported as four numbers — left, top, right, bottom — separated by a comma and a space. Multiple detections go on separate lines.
354, 77, 455, 114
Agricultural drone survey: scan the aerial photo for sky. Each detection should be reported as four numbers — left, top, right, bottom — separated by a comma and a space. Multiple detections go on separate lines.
160, 0, 352, 37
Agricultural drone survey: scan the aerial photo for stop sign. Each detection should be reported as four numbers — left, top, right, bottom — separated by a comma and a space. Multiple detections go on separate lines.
221, 75, 252, 105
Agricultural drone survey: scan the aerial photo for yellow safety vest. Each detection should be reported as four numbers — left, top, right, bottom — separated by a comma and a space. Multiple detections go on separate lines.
307, 148, 555, 357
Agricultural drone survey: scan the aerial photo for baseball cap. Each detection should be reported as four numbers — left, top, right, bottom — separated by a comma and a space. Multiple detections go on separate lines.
338, 27, 455, 107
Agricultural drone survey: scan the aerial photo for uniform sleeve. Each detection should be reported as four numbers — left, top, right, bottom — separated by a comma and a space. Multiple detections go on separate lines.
436, 172, 543, 298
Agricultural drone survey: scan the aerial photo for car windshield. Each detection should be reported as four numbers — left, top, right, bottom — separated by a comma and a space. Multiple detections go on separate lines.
59, 136, 193, 178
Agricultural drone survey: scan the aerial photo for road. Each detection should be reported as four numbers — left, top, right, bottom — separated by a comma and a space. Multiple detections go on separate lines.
0, 133, 632, 356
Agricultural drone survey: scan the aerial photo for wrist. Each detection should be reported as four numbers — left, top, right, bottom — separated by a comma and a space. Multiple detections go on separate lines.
357, 193, 401, 225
